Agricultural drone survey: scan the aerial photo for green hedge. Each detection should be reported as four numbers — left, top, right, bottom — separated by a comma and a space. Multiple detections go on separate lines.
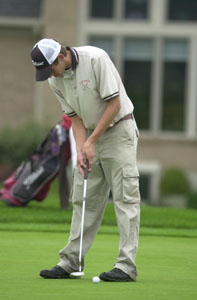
0, 122, 49, 168
188, 192, 197, 209
160, 167, 191, 196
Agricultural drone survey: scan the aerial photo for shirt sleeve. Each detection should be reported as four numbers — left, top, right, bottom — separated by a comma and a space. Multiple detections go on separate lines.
48, 80, 76, 117
92, 51, 120, 101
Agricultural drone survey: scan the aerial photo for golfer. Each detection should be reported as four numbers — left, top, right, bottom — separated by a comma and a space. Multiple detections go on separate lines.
31, 39, 141, 282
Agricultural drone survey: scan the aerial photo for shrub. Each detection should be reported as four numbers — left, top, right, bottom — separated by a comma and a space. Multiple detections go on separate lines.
160, 167, 191, 196
0, 122, 49, 168
188, 192, 197, 209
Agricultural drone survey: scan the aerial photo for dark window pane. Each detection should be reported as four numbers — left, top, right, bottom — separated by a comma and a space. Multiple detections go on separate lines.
124, 0, 148, 19
139, 175, 150, 202
0, 0, 42, 17
124, 61, 151, 129
123, 39, 153, 130
168, 0, 197, 21
162, 62, 186, 131
88, 36, 114, 59
90, 0, 114, 18
161, 40, 188, 132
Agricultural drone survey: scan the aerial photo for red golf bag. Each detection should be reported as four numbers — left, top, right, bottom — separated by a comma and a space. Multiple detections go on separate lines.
0, 115, 71, 207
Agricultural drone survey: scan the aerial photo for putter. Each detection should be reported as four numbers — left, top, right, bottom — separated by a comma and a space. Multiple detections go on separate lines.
70, 160, 89, 278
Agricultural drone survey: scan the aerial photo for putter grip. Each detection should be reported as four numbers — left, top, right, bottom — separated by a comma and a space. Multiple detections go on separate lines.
84, 160, 89, 179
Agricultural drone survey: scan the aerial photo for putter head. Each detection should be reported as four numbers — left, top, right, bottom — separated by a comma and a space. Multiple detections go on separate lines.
70, 271, 85, 278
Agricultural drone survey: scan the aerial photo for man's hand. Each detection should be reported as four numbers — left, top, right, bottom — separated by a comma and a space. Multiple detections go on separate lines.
83, 138, 95, 171
71, 96, 120, 177
83, 96, 120, 171
77, 150, 87, 177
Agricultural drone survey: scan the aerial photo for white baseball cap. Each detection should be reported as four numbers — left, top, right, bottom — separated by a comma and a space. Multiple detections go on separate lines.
31, 38, 61, 81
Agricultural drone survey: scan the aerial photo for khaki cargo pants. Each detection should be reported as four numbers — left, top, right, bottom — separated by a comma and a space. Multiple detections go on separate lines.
58, 118, 140, 281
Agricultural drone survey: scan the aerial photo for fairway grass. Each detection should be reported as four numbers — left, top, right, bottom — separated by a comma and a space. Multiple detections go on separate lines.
0, 231, 197, 300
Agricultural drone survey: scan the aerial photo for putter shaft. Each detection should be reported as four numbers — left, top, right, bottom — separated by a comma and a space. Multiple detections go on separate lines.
78, 160, 89, 273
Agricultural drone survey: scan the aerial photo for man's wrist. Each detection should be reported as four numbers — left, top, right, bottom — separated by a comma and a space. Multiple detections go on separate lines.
87, 134, 97, 145
76, 144, 84, 153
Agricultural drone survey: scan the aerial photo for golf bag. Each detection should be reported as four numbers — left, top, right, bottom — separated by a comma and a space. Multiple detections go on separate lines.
0, 115, 71, 207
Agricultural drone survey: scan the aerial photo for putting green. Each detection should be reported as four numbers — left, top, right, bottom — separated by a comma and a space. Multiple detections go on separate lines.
0, 231, 196, 300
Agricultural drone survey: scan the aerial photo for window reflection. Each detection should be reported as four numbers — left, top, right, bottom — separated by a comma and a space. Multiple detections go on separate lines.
124, 0, 148, 20
161, 40, 188, 131
88, 36, 115, 60
123, 39, 153, 130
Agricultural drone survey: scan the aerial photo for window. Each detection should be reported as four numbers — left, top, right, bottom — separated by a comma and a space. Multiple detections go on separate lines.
90, 0, 114, 18
88, 36, 115, 60
0, 0, 42, 17
139, 175, 150, 203
124, 0, 149, 20
138, 161, 161, 205
161, 40, 188, 131
168, 0, 197, 21
88, 35, 190, 134
123, 39, 153, 130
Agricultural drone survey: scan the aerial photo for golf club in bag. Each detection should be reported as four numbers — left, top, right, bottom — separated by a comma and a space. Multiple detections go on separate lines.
0, 115, 71, 207
71, 160, 89, 278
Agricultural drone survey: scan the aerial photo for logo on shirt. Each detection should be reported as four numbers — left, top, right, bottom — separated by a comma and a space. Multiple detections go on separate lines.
79, 79, 91, 91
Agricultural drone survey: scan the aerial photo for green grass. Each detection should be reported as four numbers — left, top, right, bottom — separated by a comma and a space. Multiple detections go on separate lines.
0, 187, 197, 299
0, 189, 197, 237
0, 231, 197, 300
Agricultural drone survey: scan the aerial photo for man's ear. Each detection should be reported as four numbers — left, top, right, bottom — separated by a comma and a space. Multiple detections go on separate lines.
58, 53, 65, 59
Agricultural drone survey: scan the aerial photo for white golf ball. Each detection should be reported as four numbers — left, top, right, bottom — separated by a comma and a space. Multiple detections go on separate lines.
92, 276, 100, 283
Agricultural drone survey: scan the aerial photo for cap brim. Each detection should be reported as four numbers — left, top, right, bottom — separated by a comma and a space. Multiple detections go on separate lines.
35, 65, 52, 81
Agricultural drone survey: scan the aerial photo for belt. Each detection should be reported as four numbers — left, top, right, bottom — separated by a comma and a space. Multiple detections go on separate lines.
116, 113, 133, 125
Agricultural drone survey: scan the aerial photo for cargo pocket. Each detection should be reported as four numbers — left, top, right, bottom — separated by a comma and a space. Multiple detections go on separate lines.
122, 166, 140, 203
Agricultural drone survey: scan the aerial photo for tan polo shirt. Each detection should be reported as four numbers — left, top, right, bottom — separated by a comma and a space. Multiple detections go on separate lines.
49, 46, 134, 130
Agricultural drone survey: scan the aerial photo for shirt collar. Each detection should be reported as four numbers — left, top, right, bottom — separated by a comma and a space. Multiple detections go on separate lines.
66, 46, 79, 70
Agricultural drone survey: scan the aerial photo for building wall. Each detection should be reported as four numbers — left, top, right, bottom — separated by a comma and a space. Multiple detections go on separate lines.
0, 0, 80, 128
138, 137, 197, 170
33, 0, 80, 125
0, 27, 39, 127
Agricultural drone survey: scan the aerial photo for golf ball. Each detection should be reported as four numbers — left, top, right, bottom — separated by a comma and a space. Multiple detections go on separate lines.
92, 276, 100, 283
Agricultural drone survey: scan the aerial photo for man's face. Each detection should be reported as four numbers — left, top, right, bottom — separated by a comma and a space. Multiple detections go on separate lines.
50, 55, 66, 78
